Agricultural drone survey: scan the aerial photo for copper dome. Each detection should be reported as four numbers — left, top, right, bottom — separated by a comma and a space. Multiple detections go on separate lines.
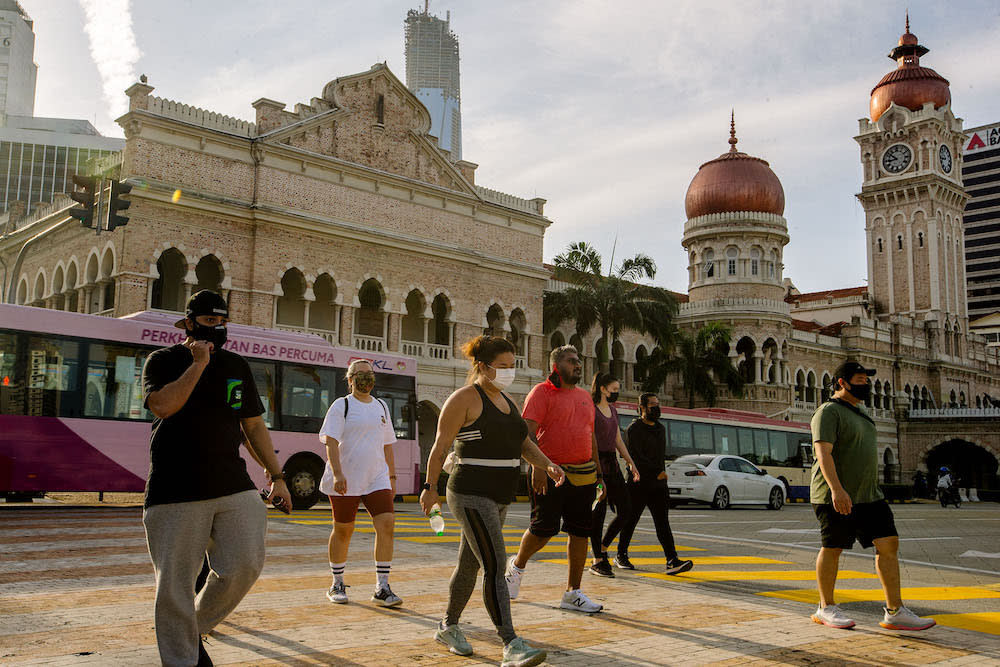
684, 116, 785, 219
870, 19, 950, 122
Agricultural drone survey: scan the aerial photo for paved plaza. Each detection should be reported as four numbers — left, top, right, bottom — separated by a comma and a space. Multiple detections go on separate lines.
1, 503, 998, 666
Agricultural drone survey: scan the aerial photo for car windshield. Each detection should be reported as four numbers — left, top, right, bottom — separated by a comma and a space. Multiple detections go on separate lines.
675, 455, 716, 467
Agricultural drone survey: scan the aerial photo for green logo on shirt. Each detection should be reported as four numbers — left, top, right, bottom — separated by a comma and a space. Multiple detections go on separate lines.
227, 379, 243, 409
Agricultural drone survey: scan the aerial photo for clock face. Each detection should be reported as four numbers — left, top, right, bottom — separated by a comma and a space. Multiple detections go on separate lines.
882, 144, 913, 174
939, 144, 953, 173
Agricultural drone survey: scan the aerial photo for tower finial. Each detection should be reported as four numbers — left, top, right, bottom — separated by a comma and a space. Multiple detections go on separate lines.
905, 10, 909, 33
728, 109, 738, 152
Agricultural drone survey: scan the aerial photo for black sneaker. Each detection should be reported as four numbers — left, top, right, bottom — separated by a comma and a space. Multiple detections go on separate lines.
613, 554, 635, 570
197, 638, 214, 667
665, 558, 694, 575
589, 558, 615, 578
371, 586, 403, 607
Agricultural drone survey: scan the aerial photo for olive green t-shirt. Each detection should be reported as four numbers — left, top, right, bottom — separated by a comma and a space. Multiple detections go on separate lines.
809, 400, 883, 504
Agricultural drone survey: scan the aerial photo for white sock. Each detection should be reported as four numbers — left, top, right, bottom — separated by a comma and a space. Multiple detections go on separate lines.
330, 561, 346, 585
509, 560, 525, 574
376, 561, 391, 589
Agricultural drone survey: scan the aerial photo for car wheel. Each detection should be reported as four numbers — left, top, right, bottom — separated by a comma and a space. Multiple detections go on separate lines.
711, 486, 730, 510
767, 486, 784, 510
283, 456, 324, 510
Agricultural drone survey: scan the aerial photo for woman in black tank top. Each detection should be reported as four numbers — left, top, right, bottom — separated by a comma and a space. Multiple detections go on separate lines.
420, 336, 563, 666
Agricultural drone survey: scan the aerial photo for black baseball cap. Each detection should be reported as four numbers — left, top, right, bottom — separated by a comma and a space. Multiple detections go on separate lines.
173, 290, 229, 328
833, 360, 876, 382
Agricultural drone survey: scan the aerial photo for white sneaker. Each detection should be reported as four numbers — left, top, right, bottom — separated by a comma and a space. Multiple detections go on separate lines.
504, 556, 523, 600
502, 637, 546, 667
326, 581, 348, 604
560, 588, 603, 613
880, 605, 936, 631
811, 604, 855, 629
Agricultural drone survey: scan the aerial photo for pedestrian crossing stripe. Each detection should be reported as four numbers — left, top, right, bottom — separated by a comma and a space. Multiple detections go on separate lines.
931, 613, 1000, 636
759, 587, 1000, 604
636, 570, 879, 582
541, 556, 791, 566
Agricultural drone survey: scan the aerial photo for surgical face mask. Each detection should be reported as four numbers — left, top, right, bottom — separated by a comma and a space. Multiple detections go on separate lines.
488, 365, 516, 390
847, 381, 871, 402
189, 321, 227, 349
645, 405, 661, 420
606, 391, 620, 403
352, 372, 375, 393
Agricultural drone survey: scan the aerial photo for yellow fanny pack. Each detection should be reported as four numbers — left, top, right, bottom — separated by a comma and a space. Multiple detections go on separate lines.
562, 461, 598, 486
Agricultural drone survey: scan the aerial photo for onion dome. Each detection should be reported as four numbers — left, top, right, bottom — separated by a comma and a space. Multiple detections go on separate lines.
684, 113, 785, 219
870, 15, 950, 122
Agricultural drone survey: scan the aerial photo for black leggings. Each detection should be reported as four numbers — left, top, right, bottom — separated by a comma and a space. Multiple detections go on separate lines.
590, 473, 631, 558
618, 483, 678, 561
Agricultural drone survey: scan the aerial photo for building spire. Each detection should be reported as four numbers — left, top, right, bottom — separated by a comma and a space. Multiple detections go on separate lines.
728, 109, 738, 153
905, 10, 910, 33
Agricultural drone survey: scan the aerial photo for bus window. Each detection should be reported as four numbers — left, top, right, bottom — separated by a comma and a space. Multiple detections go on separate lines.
714, 425, 737, 454
768, 431, 788, 465
0, 333, 24, 415
789, 433, 812, 467
667, 420, 692, 456
693, 423, 713, 451
26, 337, 81, 417
85, 343, 151, 420
248, 361, 276, 429
737, 428, 754, 459
280, 364, 334, 432
752, 429, 769, 464
376, 388, 415, 440
799, 441, 815, 468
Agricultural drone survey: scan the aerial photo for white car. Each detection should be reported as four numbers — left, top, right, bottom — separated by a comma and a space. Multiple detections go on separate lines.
665, 454, 785, 510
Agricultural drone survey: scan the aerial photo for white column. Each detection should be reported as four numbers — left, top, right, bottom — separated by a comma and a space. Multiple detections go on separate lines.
928, 218, 941, 312
905, 219, 915, 314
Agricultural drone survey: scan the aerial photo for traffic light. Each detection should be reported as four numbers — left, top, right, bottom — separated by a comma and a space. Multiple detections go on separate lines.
107, 179, 132, 230
69, 175, 98, 228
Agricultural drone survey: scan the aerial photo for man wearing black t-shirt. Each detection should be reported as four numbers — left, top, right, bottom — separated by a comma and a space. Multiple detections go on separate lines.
142, 290, 291, 667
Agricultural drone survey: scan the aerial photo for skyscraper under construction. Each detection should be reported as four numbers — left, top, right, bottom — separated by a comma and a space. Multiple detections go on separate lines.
404, 4, 462, 160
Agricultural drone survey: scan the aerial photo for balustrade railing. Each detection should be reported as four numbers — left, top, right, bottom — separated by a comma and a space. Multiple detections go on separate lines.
352, 334, 385, 352
909, 407, 1000, 419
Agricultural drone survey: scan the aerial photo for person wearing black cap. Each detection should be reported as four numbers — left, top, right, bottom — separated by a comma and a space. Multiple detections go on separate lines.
141, 290, 291, 666
809, 360, 935, 632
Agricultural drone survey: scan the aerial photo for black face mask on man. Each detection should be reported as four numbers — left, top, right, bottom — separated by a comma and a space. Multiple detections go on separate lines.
645, 405, 661, 420
846, 381, 871, 402
189, 321, 228, 349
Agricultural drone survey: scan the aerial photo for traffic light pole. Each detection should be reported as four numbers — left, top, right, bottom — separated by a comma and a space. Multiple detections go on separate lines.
95, 178, 106, 236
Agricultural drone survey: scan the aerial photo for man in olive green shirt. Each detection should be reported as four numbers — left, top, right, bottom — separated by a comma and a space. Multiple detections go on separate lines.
809, 360, 935, 632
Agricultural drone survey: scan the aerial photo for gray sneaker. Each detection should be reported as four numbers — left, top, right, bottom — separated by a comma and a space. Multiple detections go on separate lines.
434, 622, 473, 656
880, 605, 936, 631
371, 585, 402, 607
326, 581, 348, 604
502, 637, 546, 667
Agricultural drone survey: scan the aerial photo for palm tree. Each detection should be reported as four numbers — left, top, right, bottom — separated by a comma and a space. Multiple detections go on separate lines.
544, 241, 677, 373
639, 322, 744, 408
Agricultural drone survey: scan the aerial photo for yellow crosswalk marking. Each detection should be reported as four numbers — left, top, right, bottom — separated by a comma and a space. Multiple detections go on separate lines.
759, 587, 1000, 604
931, 613, 1000, 636
636, 569, 878, 582
541, 556, 787, 566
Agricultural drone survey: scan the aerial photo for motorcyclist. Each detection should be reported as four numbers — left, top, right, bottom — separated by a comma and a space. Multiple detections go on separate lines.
936, 467, 959, 507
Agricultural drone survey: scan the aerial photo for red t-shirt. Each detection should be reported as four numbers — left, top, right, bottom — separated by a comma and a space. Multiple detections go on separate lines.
522, 379, 595, 465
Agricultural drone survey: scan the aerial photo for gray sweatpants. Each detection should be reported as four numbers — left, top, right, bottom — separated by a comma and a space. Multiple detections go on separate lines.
143, 489, 267, 667
445, 489, 516, 644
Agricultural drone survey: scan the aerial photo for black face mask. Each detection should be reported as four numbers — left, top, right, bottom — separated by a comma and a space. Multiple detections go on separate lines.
190, 322, 228, 349
847, 382, 871, 402
607, 392, 619, 403
645, 406, 661, 420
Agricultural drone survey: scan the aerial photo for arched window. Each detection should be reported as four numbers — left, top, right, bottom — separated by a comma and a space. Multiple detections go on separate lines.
568, 333, 583, 355
508, 309, 527, 357
726, 247, 738, 276
194, 255, 223, 293
897, 235, 903, 250
276, 268, 306, 327
151, 248, 187, 311
917, 231, 924, 248
401, 290, 426, 342
33, 272, 45, 303
750, 248, 761, 276
769, 250, 777, 278
949, 389, 957, 407
99, 249, 115, 312
873, 380, 882, 409
16, 277, 28, 305
485, 304, 505, 338
65, 262, 79, 311
821, 372, 832, 403
52, 266, 65, 307
806, 371, 817, 404
430, 294, 451, 346
976, 395, 982, 409
959, 391, 966, 407
944, 322, 952, 355
703, 249, 715, 278
883, 382, 892, 410
355, 278, 385, 337
549, 331, 566, 354
311, 273, 338, 332
634, 345, 647, 383
795, 369, 805, 402
611, 340, 625, 380
877, 238, 884, 253
920, 386, 930, 410
736, 337, 756, 383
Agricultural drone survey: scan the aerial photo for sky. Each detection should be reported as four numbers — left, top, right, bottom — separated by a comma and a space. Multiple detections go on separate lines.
22, 0, 1000, 294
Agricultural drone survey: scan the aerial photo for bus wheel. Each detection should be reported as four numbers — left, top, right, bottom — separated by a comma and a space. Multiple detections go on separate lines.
711, 486, 730, 510
284, 456, 324, 510
3, 492, 35, 503
768, 486, 784, 510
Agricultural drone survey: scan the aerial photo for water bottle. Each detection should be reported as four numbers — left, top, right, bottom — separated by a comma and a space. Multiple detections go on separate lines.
429, 503, 445, 536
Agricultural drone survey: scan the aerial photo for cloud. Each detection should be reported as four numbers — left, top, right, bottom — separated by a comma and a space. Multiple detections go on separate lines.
77, 0, 141, 119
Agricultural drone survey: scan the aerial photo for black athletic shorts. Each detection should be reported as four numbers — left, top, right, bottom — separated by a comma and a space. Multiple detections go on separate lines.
813, 499, 898, 549
529, 476, 594, 538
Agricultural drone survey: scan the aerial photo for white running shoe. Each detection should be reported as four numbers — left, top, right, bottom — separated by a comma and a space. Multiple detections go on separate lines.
880, 605, 936, 631
504, 556, 523, 600
434, 622, 473, 656
811, 604, 856, 629
559, 588, 603, 613
502, 637, 547, 667
371, 585, 402, 607
326, 581, 348, 604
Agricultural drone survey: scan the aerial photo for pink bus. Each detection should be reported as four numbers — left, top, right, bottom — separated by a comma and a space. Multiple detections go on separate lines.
0, 304, 419, 508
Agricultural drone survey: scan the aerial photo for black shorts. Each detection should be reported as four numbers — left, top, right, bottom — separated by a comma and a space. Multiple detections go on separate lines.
813, 500, 898, 549
529, 477, 594, 538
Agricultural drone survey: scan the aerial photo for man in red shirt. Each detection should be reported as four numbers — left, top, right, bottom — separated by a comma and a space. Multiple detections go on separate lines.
505, 345, 606, 613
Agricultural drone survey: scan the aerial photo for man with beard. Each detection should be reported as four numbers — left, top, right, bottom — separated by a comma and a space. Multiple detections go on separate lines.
505, 345, 606, 613
809, 360, 934, 632
142, 290, 291, 666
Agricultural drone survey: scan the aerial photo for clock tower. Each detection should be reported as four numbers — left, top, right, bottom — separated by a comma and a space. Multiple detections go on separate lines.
855, 18, 968, 332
